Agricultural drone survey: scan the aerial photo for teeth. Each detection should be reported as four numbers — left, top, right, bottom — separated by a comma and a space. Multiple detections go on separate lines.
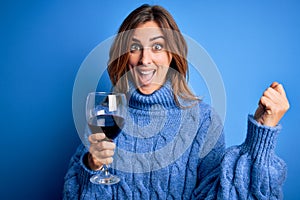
140, 70, 154, 75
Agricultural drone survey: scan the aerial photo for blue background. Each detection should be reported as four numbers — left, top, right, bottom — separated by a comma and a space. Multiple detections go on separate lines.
1, 0, 299, 199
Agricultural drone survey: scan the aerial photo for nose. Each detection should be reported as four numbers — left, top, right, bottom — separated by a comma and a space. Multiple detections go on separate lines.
139, 48, 152, 65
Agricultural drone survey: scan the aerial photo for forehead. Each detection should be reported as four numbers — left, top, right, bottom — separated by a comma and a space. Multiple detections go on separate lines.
132, 21, 164, 40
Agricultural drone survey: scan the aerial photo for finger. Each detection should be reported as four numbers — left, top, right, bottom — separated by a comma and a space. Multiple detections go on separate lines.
264, 86, 289, 109
90, 141, 116, 153
91, 148, 115, 158
99, 149, 115, 158
100, 157, 113, 165
96, 140, 116, 150
89, 148, 115, 161
89, 133, 106, 143
263, 87, 281, 103
260, 96, 274, 115
270, 82, 287, 97
90, 154, 114, 166
92, 152, 114, 163
274, 83, 287, 97
270, 81, 279, 89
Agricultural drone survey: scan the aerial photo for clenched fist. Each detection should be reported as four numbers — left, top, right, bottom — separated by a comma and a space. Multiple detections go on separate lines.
254, 82, 290, 127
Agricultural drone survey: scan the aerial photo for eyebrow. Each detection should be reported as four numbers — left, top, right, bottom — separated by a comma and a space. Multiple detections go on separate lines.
132, 35, 165, 43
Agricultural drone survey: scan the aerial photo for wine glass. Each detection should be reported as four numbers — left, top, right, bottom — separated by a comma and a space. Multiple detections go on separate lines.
86, 92, 126, 185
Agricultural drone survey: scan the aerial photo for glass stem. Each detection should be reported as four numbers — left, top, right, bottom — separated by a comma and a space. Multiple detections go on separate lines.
102, 164, 110, 176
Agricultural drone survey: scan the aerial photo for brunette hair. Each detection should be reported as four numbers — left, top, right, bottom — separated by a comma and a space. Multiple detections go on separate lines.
107, 4, 199, 107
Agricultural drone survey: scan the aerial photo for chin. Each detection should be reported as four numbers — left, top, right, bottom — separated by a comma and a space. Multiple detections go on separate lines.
138, 84, 162, 95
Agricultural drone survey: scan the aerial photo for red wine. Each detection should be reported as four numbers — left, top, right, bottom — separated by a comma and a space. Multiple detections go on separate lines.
88, 115, 125, 139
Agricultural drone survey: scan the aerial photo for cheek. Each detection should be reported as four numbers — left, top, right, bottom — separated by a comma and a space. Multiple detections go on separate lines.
128, 55, 139, 66
156, 53, 172, 66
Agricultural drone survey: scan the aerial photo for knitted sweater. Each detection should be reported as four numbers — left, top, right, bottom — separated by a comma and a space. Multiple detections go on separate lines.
63, 83, 286, 199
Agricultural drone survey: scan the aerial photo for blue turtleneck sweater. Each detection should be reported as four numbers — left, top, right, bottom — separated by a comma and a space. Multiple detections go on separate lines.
63, 83, 286, 199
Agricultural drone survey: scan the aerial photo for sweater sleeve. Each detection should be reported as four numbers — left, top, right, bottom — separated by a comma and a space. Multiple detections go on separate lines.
192, 115, 287, 200
63, 144, 114, 200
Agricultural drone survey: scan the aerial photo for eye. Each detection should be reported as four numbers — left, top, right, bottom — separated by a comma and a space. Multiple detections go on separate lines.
130, 43, 142, 53
152, 43, 164, 52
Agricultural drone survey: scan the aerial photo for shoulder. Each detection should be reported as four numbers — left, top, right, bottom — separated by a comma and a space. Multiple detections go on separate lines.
196, 101, 220, 125
198, 101, 211, 115
181, 100, 223, 132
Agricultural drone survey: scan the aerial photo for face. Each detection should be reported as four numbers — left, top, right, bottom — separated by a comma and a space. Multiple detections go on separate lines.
128, 21, 172, 95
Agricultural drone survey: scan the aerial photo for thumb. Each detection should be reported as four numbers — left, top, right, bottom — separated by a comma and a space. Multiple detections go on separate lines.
270, 81, 279, 89
271, 82, 286, 96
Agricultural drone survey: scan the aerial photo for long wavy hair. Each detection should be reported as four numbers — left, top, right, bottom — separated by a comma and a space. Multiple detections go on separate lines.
107, 4, 199, 107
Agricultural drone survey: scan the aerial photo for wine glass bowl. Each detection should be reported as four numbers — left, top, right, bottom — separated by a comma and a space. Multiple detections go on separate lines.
86, 92, 126, 185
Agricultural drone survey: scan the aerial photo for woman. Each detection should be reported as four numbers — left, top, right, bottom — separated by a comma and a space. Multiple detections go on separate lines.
64, 4, 289, 199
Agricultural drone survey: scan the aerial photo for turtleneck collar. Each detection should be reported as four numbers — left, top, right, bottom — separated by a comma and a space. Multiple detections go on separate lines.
127, 80, 178, 111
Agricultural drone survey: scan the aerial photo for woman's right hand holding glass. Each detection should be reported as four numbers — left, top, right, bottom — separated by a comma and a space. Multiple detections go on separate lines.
87, 133, 116, 171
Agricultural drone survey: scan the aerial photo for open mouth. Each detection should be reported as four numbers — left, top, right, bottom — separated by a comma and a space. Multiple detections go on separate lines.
136, 68, 156, 86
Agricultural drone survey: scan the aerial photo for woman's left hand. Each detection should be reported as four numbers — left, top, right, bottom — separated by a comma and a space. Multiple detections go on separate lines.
254, 82, 290, 127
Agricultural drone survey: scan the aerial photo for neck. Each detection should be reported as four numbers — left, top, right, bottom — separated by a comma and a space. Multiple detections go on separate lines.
127, 80, 177, 111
